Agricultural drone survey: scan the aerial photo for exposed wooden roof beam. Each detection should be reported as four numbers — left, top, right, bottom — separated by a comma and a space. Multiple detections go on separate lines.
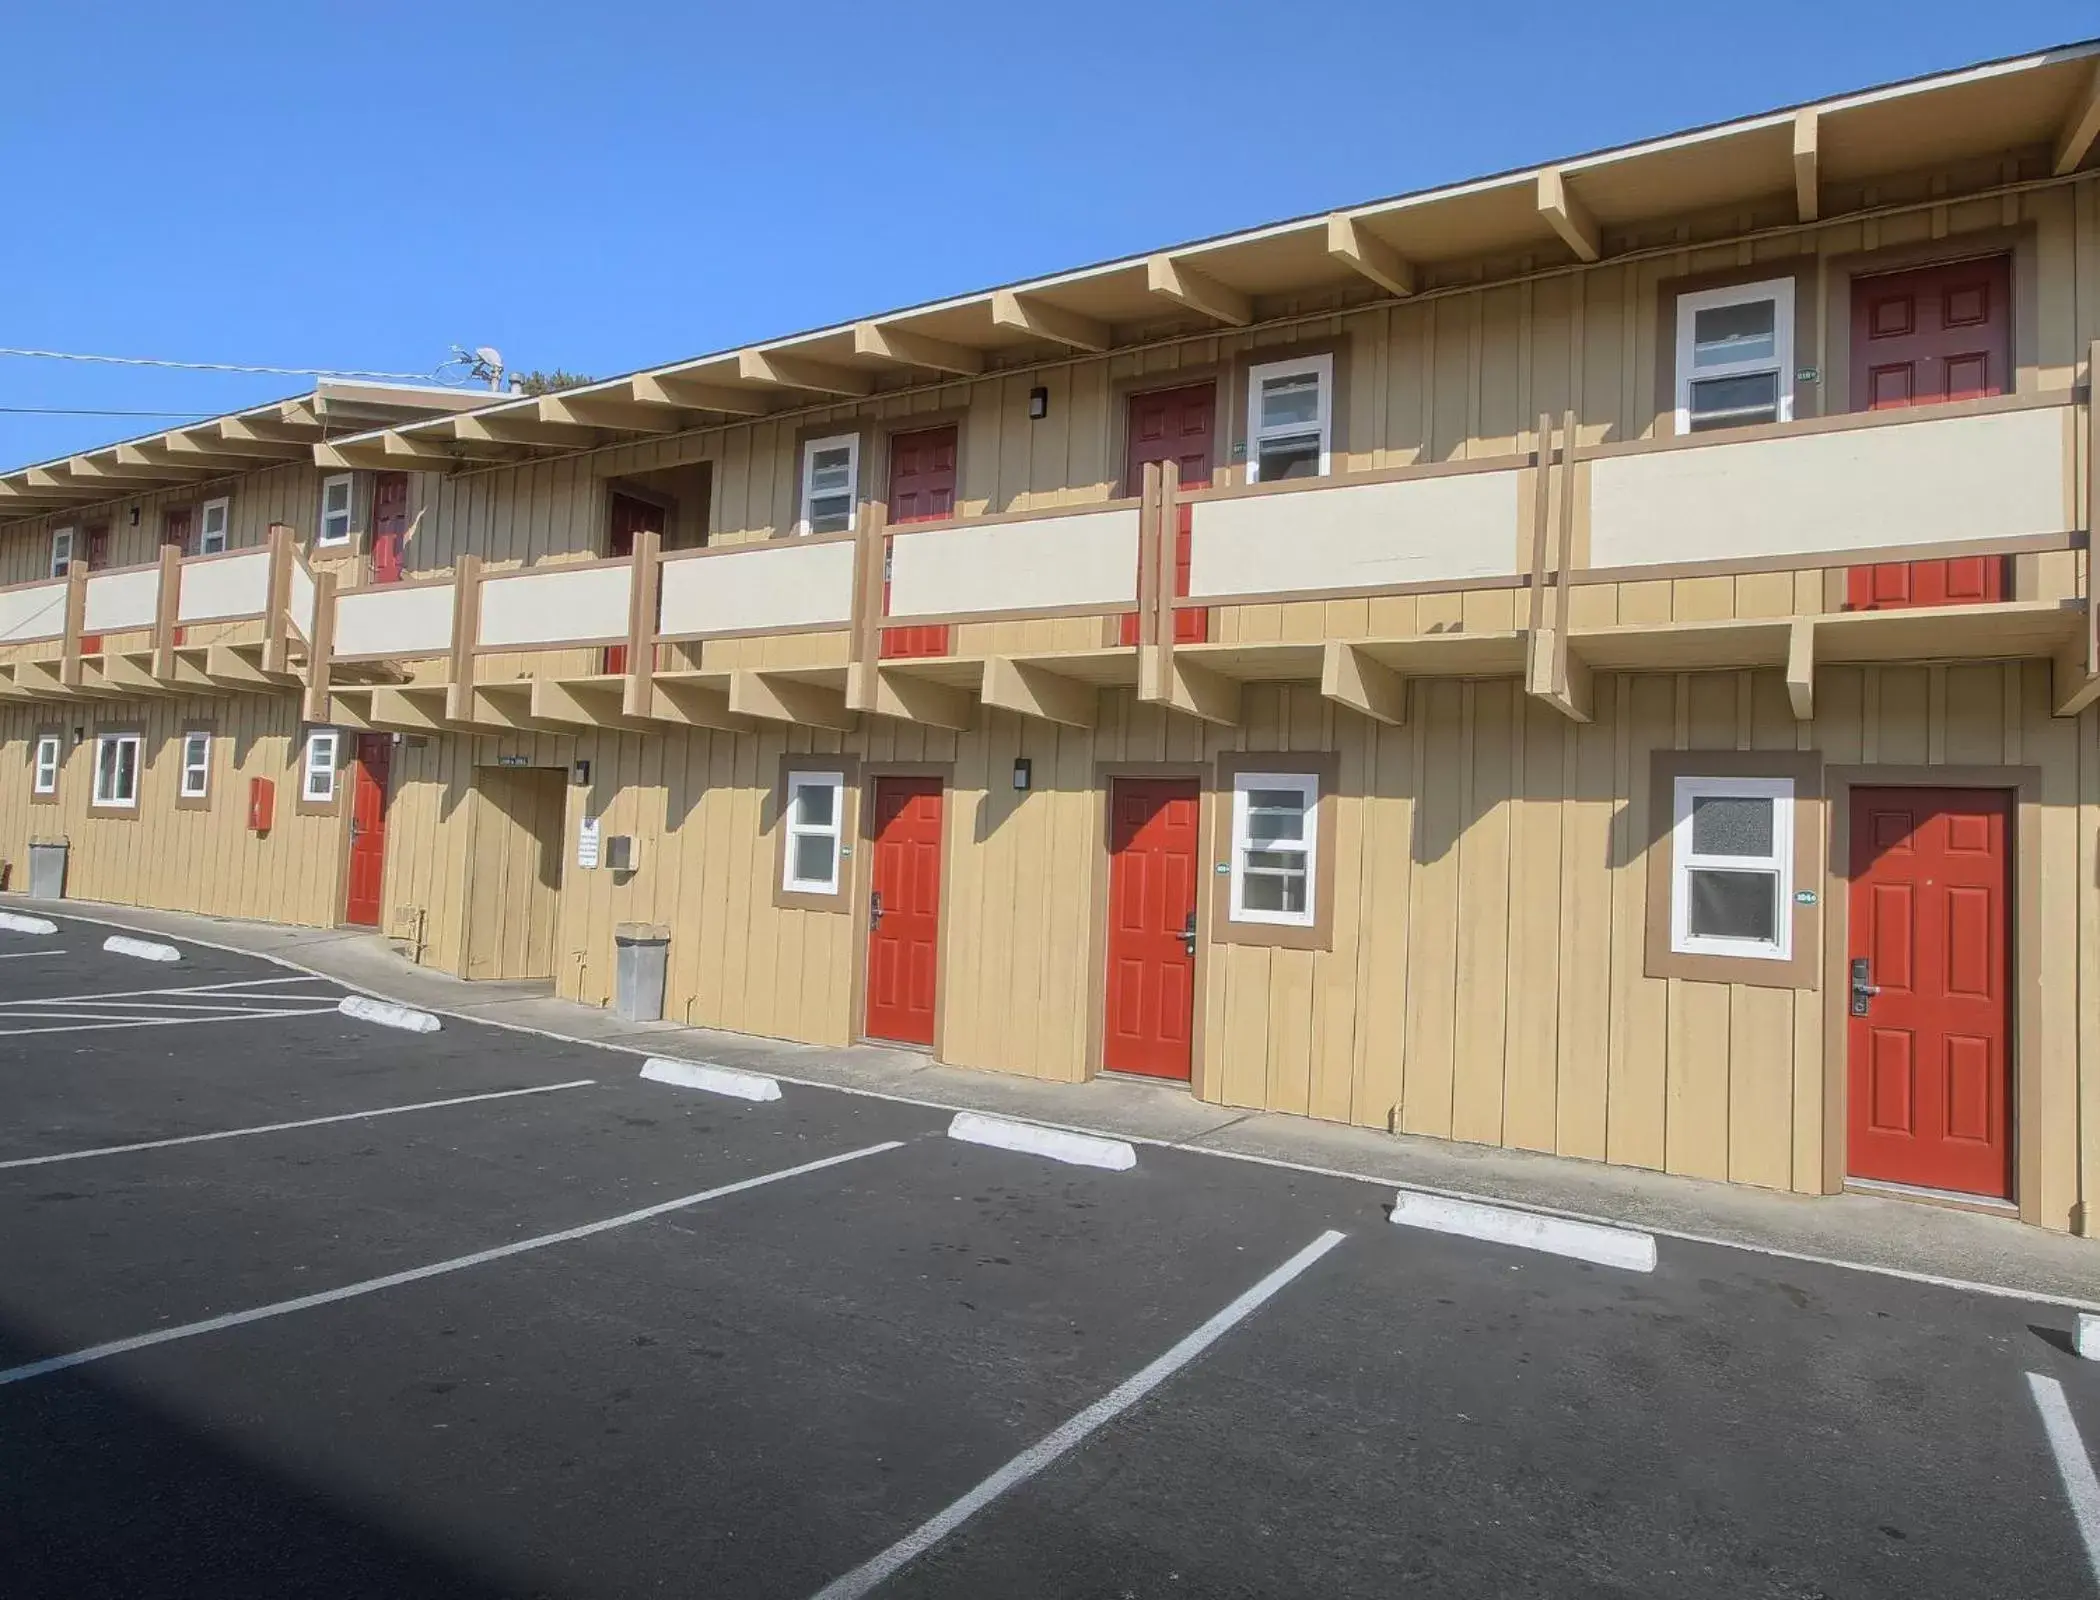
164, 429, 307, 462
1145, 254, 1252, 326
1536, 167, 1601, 262
2057, 58, 2100, 175
538, 395, 696, 435
120, 442, 263, 473
453, 414, 601, 449
218, 416, 319, 449
851, 322, 985, 376
18, 469, 105, 500
735, 350, 875, 397
66, 455, 213, 483
1325, 214, 1416, 297
990, 289, 1110, 353
628, 374, 778, 416
1793, 109, 1819, 223
377, 431, 474, 468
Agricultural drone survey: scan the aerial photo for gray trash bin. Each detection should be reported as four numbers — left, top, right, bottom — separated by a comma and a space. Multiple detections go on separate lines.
613, 922, 670, 1023
27, 838, 68, 900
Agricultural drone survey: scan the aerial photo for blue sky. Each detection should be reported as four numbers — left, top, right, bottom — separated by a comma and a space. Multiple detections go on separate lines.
1, 2, 2092, 465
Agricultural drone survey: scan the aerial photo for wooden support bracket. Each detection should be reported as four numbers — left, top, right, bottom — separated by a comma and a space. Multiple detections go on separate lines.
261, 524, 294, 676
203, 642, 297, 691
302, 570, 337, 724
981, 657, 1098, 728
444, 554, 483, 723
59, 560, 86, 689
863, 667, 974, 730
729, 670, 856, 731
1159, 657, 1241, 726
650, 679, 753, 732
1786, 617, 1816, 721
367, 685, 451, 732
1320, 641, 1407, 725
151, 543, 181, 680
533, 677, 654, 732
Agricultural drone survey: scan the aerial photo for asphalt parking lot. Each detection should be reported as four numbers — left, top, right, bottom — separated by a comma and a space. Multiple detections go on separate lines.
1, 912, 2096, 1599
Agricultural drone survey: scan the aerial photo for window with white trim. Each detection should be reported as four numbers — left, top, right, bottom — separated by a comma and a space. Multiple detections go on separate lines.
798, 434, 858, 535
179, 730, 212, 799
198, 496, 231, 554
302, 727, 339, 804
317, 474, 354, 546
1245, 354, 1333, 483
1669, 776, 1794, 960
782, 770, 845, 893
32, 733, 60, 795
49, 526, 75, 578
1228, 772, 1319, 926
92, 732, 141, 809
1674, 279, 1795, 434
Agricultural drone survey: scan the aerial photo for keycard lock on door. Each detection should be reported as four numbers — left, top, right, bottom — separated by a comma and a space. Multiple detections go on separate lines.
1849, 956, 1879, 1017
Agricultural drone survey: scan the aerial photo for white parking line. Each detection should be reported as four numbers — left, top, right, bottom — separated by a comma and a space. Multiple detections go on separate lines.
0, 1140, 906, 1387
0, 1009, 342, 1039
2029, 1373, 2100, 1589
0, 1080, 598, 1171
0, 949, 65, 961
809, 1228, 1348, 1600
0, 975, 332, 1008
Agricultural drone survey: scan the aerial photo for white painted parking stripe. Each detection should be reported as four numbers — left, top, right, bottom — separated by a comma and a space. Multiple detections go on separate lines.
0, 949, 64, 961
0, 1140, 905, 1388
1389, 1190, 1657, 1273
102, 935, 181, 962
0, 1009, 342, 1039
0, 1080, 597, 1170
809, 1227, 1347, 1600
2028, 1373, 2100, 1589
0, 975, 332, 1008
947, 1110, 1135, 1171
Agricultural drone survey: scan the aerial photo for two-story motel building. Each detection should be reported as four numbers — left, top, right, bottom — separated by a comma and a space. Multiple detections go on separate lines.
6, 43, 2100, 1233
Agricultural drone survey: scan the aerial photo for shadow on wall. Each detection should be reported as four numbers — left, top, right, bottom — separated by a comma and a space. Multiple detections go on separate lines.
0, 1321, 523, 1600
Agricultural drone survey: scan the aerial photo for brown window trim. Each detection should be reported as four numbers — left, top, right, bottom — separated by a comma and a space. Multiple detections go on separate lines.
1643, 749, 1823, 989
789, 419, 875, 539
28, 723, 63, 806
1222, 336, 1353, 489
174, 723, 216, 812
772, 753, 861, 912
1209, 751, 1341, 953
293, 726, 344, 817
1652, 260, 1823, 436
85, 721, 145, 821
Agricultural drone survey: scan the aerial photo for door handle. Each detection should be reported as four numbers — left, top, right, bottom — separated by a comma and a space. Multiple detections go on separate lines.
1849, 956, 1879, 1016
1181, 910, 1197, 958
869, 890, 884, 930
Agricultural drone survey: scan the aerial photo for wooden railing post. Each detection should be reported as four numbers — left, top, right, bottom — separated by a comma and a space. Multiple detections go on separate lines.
1526, 410, 1553, 639
151, 542, 181, 680
2087, 338, 2098, 682
1134, 461, 1162, 699
261, 524, 296, 675
59, 559, 87, 689
846, 504, 886, 711
303, 569, 337, 724
444, 555, 482, 722
622, 527, 661, 717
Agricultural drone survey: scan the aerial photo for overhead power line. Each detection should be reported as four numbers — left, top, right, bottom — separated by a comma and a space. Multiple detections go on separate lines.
0, 347, 456, 383
0, 405, 215, 418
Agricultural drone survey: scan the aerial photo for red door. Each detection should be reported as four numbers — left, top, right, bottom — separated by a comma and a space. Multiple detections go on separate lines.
370, 472, 411, 586
79, 523, 111, 655
343, 733, 392, 928
881, 426, 957, 659
1846, 256, 2012, 610
865, 776, 943, 1045
1120, 384, 1215, 646
1103, 779, 1200, 1080
1847, 787, 2013, 1200
601, 492, 662, 675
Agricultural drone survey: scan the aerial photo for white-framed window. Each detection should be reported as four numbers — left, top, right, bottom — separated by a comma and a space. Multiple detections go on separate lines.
179, 730, 212, 799
49, 526, 75, 578
1245, 354, 1333, 483
1674, 278, 1795, 435
92, 732, 141, 809
1228, 772, 1319, 926
1669, 776, 1794, 960
32, 733, 60, 795
198, 496, 231, 554
782, 770, 845, 893
797, 434, 859, 535
317, 474, 355, 546
302, 727, 339, 804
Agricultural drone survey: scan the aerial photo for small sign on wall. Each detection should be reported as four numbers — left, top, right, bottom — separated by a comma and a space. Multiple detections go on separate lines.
578, 814, 601, 869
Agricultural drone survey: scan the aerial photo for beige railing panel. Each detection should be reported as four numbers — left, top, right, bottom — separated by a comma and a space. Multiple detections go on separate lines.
0, 579, 66, 644
659, 539, 856, 638
888, 507, 1139, 620
1187, 469, 1526, 601
287, 558, 316, 640
478, 562, 631, 649
83, 567, 160, 634
334, 583, 455, 660
176, 549, 272, 623
1589, 406, 2071, 572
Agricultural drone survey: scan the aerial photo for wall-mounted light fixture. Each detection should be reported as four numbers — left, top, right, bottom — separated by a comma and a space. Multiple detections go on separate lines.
1012, 758, 1032, 791
71, 726, 85, 745
1027, 386, 1049, 421
128, 504, 141, 527
572, 759, 592, 786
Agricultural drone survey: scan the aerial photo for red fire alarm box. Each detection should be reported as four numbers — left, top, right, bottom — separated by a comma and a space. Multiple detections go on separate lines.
248, 776, 276, 833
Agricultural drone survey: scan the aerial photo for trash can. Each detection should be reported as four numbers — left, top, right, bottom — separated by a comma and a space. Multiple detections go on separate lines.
613, 922, 670, 1023
27, 838, 68, 901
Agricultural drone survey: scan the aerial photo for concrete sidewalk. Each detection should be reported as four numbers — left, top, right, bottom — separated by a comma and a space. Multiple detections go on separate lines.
8, 892, 2097, 1308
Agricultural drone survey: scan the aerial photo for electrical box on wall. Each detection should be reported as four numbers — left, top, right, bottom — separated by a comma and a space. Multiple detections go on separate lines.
603, 835, 638, 873
247, 777, 275, 834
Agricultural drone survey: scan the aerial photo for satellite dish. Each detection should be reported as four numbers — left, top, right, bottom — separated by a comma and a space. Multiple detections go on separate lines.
474, 346, 503, 370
